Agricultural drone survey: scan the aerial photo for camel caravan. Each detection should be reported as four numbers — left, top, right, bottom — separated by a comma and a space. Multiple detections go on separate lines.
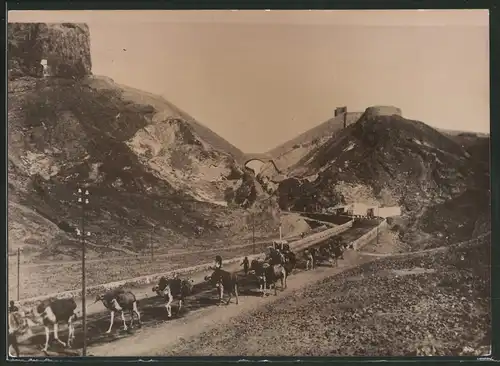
8, 235, 350, 357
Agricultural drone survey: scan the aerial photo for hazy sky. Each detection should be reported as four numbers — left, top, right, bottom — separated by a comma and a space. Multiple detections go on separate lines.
9, 10, 490, 153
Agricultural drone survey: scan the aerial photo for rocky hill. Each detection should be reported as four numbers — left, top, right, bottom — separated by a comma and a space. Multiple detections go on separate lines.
261, 111, 363, 178
276, 109, 490, 249
7, 23, 274, 261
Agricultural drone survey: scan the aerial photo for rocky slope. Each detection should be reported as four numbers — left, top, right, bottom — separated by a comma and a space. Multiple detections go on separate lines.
7, 23, 274, 261
259, 112, 363, 182
276, 109, 490, 249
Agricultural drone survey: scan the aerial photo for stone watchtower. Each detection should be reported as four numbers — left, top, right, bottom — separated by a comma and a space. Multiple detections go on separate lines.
40, 59, 51, 77
7, 23, 92, 80
335, 106, 348, 128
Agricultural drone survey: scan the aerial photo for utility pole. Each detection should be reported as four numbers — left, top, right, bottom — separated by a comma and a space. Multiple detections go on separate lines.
151, 224, 154, 262
376, 206, 380, 245
76, 187, 90, 357
17, 248, 20, 301
252, 212, 256, 254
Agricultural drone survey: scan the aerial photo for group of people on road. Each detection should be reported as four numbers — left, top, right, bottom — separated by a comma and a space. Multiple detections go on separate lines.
217, 234, 349, 278
302, 236, 350, 270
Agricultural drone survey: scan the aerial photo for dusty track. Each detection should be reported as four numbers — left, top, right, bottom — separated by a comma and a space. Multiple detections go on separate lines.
18, 251, 376, 357
358, 232, 491, 258
14, 225, 376, 357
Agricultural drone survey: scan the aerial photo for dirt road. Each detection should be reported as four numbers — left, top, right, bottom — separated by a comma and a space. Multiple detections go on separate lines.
89, 250, 377, 357
14, 224, 378, 357
18, 252, 376, 357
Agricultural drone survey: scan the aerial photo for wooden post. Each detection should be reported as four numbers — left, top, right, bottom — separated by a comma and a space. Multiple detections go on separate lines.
81, 208, 87, 357
17, 248, 20, 301
376, 207, 379, 245
151, 225, 154, 262
252, 213, 256, 254
78, 188, 89, 357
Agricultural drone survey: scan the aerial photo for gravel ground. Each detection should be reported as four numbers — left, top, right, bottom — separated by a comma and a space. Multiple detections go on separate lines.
167, 235, 490, 357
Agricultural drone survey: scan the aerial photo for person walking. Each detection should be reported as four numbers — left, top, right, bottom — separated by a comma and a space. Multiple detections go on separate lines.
8, 301, 23, 357
304, 249, 313, 270
214, 255, 223, 270
9, 301, 19, 313
241, 256, 250, 275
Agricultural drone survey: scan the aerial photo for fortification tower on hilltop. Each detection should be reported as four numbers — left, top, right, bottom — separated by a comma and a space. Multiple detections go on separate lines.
364, 105, 403, 118
334, 107, 364, 129
335, 106, 348, 128
335, 105, 401, 129
8, 23, 92, 80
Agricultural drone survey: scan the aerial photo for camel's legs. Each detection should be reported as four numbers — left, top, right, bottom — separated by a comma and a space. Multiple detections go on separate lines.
133, 302, 141, 325
165, 294, 173, 318
106, 311, 115, 333
68, 317, 75, 347
42, 326, 50, 352
121, 311, 128, 331
53, 323, 66, 347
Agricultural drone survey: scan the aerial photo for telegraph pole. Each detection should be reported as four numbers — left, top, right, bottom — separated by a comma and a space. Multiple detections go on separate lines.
76, 188, 90, 357
252, 212, 256, 254
17, 248, 20, 301
151, 224, 154, 262
376, 206, 380, 245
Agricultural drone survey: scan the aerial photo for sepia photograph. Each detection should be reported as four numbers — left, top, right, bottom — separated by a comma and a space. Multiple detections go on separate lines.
7, 9, 491, 358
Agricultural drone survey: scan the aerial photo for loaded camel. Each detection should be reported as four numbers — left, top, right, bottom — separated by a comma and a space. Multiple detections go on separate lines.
250, 255, 288, 296
205, 268, 239, 305
94, 289, 141, 333
24, 298, 78, 353
152, 276, 194, 318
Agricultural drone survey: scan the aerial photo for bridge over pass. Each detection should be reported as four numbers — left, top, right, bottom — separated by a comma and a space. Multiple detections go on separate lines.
243, 153, 283, 175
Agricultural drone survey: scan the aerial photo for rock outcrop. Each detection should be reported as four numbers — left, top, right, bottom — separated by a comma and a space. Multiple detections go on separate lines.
8, 23, 92, 79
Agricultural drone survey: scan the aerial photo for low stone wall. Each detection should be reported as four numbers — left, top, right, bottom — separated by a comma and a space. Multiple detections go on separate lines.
289, 220, 353, 253
290, 211, 353, 225
17, 220, 354, 308
351, 219, 388, 251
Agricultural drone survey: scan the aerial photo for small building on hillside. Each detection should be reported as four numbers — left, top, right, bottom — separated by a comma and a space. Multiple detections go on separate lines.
341, 203, 376, 217
378, 206, 402, 218
326, 203, 401, 218
40, 59, 50, 77
327, 203, 378, 217
326, 204, 349, 215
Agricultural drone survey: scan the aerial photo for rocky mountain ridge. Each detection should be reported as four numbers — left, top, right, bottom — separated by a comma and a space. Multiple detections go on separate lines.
275, 110, 490, 249
7, 22, 276, 260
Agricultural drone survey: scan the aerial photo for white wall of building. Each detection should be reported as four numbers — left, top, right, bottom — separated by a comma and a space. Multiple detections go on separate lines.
377, 206, 402, 218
